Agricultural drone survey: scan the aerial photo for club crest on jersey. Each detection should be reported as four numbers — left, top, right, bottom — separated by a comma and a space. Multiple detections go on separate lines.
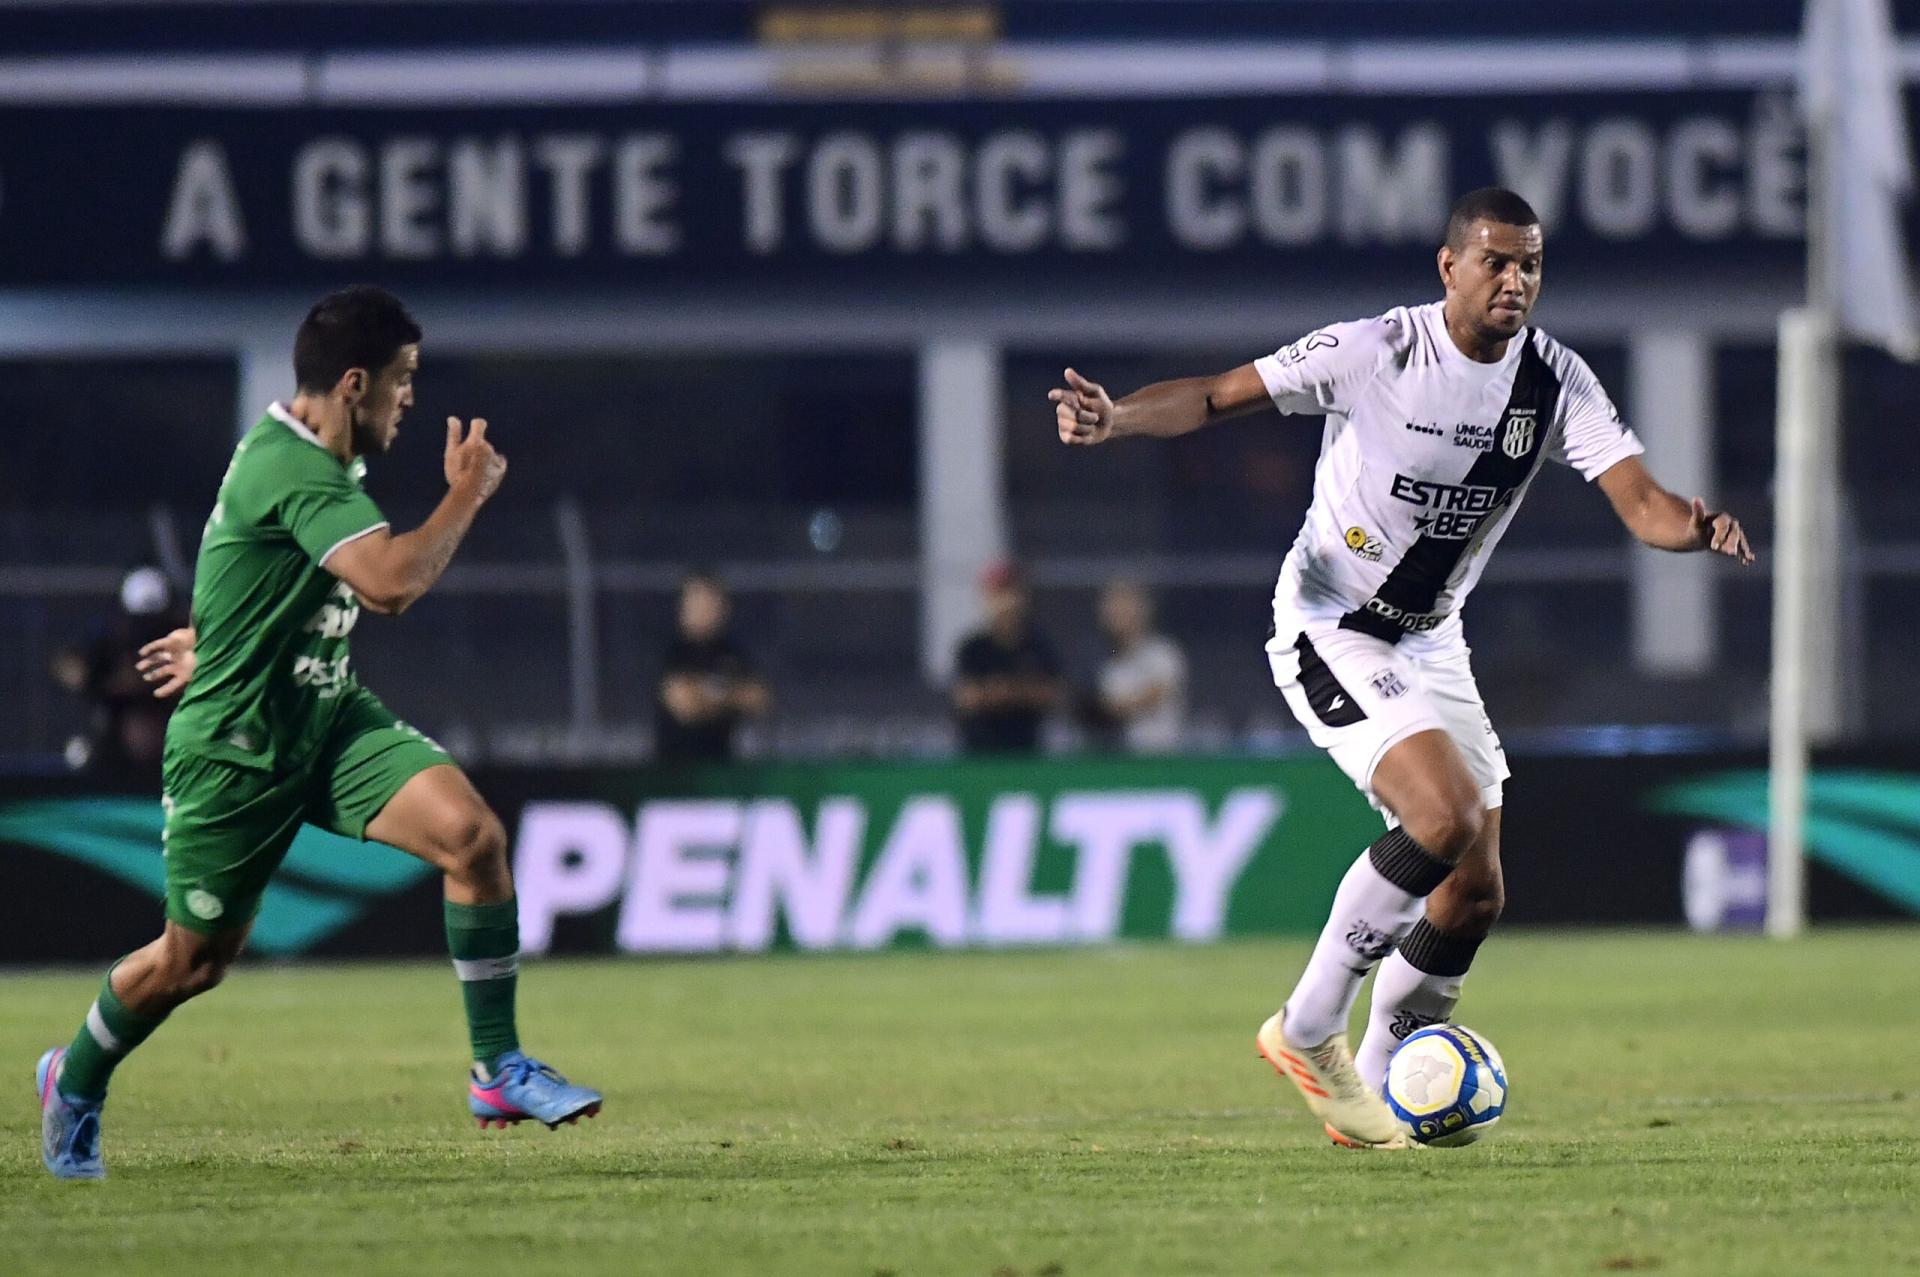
1501, 408, 1537, 459
1344, 526, 1384, 562
1368, 669, 1409, 699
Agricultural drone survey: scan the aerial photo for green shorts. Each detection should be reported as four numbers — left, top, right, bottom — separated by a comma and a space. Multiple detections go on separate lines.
160, 686, 452, 933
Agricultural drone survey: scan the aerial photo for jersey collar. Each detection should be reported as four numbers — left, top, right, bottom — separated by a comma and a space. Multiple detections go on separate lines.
1429, 306, 1527, 373
266, 401, 328, 450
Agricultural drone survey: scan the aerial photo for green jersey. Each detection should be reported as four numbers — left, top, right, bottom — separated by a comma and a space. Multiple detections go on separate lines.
167, 404, 390, 772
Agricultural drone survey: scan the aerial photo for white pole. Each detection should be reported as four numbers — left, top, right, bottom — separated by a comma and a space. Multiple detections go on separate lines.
1627, 329, 1715, 675
1767, 308, 1830, 938
917, 338, 1006, 683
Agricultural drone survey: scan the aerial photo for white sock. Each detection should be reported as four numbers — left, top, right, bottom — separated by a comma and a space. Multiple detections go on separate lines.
1281, 829, 1452, 1047
1353, 950, 1465, 1091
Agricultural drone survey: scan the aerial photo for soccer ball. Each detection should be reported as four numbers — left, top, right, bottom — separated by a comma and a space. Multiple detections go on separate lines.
1382, 1024, 1508, 1147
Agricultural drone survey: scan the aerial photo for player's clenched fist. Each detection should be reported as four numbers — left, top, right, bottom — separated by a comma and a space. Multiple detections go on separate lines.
445, 417, 508, 500
1049, 368, 1115, 446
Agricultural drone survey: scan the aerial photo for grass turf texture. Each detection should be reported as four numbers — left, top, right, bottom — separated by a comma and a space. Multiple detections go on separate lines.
3, 930, 1916, 1277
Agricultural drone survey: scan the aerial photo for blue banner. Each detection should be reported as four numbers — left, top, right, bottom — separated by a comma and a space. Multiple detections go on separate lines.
0, 91, 1823, 288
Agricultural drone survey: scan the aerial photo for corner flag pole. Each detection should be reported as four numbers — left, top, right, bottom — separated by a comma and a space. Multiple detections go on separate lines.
1767, 308, 1824, 939
1772, 0, 1920, 938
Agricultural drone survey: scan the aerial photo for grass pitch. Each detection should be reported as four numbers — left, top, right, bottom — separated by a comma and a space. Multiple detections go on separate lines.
2, 930, 1916, 1277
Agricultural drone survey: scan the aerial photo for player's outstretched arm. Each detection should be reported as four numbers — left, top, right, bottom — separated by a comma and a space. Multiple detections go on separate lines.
1049, 364, 1269, 445
1596, 456, 1754, 564
328, 417, 508, 615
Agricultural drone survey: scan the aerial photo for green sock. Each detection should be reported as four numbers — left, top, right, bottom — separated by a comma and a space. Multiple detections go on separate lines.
59, 963, 167, 1101
446, 897, 521, 1071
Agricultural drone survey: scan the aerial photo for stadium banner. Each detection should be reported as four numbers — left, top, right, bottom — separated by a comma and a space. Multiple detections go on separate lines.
0, 91, 1822, 288
4, 750, 1917, 964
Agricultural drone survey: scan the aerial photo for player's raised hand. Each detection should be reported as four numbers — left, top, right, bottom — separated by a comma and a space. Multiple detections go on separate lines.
445, 417, 508, 501
136, 626, 197, 699
1689, 497, 1754, 565
1049, 368, 1115, 446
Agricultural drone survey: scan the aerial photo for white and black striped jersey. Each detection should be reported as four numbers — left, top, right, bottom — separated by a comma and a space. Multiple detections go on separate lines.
1255, 301, 1642, 648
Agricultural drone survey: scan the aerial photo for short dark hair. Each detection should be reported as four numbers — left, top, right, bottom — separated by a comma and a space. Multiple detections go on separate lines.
293, 285, 422, 394
1444, 187, 1541, 250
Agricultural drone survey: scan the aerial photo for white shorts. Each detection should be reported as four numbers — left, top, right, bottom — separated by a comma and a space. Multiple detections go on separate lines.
1266, 615, 1508, 825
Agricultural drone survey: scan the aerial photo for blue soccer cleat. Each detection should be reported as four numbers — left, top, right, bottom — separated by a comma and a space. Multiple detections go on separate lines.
468, 1051, 602, 1130
36, 1047, 106, 1180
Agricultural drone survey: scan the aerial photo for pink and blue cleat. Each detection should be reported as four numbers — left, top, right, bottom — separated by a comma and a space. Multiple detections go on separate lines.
36, 1047, 106, 1180
469, 1051, 602, 1130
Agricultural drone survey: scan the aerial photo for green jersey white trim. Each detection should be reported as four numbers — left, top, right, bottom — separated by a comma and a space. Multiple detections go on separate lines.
265, 402, 390, 566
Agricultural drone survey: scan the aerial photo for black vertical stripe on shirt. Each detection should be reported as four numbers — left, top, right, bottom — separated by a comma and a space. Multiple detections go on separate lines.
1338, 331, 1561, 644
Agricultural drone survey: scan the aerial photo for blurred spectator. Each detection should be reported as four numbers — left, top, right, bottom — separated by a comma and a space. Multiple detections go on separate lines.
1091, 579, 1187, 754
49, 565, 188, 779
653, 572, 770, 763
952, 561, 1063, 755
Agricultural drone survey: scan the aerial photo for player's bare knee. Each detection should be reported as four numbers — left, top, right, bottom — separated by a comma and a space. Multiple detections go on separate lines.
1405, 794, 1485, 863
441, 807, 508, 884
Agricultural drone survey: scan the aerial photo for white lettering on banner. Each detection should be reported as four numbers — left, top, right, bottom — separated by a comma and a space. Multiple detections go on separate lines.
448, 137, 527, 258
1163, 124, 1440, 250
726, 798, 864, 950
1338, 125, 1447, 245
380, 136, 440, 258
511, 787, 1285, 956
1059, 129, 1125, 250
808, 132, 886, 254
1490, 108, 1804, 244
726, 131, 801, 253
1166, 127, 1243, 251
730, 128, 1120, 256
1581, 118, 1660, 240
892, 131, 969, 252
617, 800, 740, 953
1747, 94, 1804, 238
513, 802, 629, 952
975, 130, 1049, 251
1161, 789, 1280, 940
1049, 789, 1280, 941
161, 140, 247, 262
1666, 117, 1742, 240
293, 138, 371, 258
1250, 126, 1326, 245
534, 134, 605, 257
974, 793, 1068, 945
225, 111, 1811, 269
846, 797, 971, 948
1489, 119, 1574, 229
1048, 792, 1161, 941
615, 134, 680, 255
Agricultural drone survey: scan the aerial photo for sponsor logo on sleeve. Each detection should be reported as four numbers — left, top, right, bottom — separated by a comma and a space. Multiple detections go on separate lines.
1272, 330, 1339, 368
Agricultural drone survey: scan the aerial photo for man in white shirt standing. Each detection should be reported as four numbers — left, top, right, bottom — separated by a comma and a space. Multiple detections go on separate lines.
1095, 579, 1187, 754
1049, 188, 1752, 1149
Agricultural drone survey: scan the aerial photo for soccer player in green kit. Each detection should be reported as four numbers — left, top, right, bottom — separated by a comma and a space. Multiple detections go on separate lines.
37, 286, 601, 1180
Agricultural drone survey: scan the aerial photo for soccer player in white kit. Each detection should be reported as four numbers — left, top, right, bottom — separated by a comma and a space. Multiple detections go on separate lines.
1049, 188, 1753, 1148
